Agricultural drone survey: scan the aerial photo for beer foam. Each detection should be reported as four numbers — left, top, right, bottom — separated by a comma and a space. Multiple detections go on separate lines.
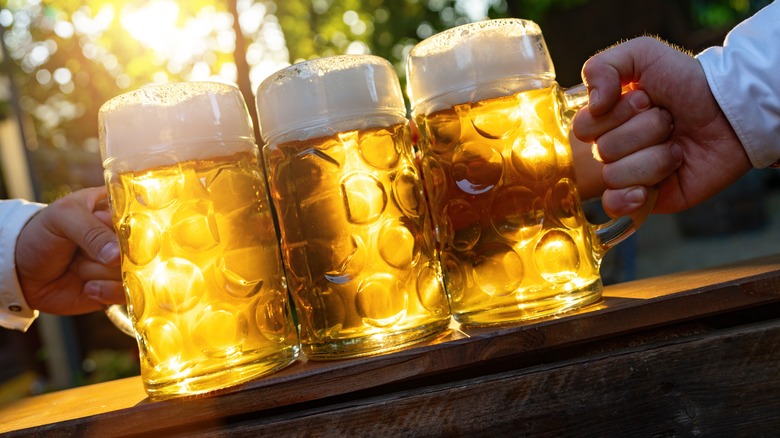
256, 55, 407, 143
406, 19, 556, 114
99, 82, 255, 170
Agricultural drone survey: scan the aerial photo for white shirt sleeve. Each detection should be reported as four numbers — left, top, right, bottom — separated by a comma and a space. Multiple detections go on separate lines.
696, 0, 780, 169
0, 199, 45, 331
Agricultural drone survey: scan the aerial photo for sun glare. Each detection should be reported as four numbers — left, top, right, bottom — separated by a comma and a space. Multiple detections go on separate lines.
118, 2, 237, 82
120, 2, 180, 53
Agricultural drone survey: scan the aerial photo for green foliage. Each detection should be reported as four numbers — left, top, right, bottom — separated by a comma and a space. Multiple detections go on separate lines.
691, 0, 770, 28
0, 0, 772, 203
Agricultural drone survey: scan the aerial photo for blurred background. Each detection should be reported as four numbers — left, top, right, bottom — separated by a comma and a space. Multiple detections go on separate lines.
0, 0, 776, 405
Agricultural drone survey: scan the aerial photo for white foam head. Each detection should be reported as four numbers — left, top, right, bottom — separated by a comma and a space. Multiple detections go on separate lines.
99, 82, 255, 171
256, 55, 407, 144
406, 19, 556, 114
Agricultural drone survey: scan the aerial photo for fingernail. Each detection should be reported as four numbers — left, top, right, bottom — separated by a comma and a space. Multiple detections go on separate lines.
629, 91, 650, 110
589, 89, 599, 108
625, 187, 647, 207
99, 241, 120, 264
85, 283, 103, 301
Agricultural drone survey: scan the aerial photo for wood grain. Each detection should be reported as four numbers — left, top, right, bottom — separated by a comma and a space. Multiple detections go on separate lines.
2, 254, 780, 436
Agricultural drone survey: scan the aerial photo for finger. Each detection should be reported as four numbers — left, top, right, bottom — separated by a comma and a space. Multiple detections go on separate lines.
594, 107, 673, 163
69, 255, 121, 281
581, 53, 624, 117
602, 142, 683, 189
93, 196, 115, 229
84, 280, 125, 305
573, 89, 655, 143
48, 188, 121, 266
581, 36, 663, 116
602, 186, 649, 218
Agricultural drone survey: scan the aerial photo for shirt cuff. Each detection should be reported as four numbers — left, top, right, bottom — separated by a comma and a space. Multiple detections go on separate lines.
0, 200, 46, 331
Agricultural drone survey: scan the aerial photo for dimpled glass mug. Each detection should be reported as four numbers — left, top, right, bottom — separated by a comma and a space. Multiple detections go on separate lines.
99, 82, 299, 398
256, 55, 451, 359
406, 19, 655, 326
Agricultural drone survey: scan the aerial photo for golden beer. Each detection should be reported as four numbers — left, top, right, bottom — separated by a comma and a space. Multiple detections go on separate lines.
257, 56, 451, 359
407, 19, 653, 326
415, 86, 601, 325
100, 82, 299, 398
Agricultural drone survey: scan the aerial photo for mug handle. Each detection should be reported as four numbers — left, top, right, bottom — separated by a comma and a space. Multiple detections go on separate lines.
562, 83, 658, 256
105, 304, 136, 337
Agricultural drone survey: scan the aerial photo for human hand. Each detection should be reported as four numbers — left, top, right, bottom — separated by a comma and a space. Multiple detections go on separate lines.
15, 187, 124, 315
573, 36, 752, 215
571, 88, 672, 205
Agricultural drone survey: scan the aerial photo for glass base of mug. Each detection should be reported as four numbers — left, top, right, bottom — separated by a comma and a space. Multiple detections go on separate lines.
142, 344, 300, 400
301, 317, 451, 360
454, 279, 603, 327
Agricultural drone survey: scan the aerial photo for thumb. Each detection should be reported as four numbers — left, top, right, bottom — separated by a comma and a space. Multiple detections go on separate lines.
48, 188, 121, 265
601, 186, 649, 218
582, 36, 665, 116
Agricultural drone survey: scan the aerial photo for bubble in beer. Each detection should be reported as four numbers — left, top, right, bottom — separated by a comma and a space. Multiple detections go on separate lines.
490, 185, 544, 243
421, 156, 448, 206
216, 247, 265, 298
444, 199, 481, 252
254, 290, 294, 344
547, 178, 582, 229
138, 317, 184, 367
356, 273, 407, 327
416, 262, 448, 312
511, 130, 558, 184
378, 219, 419, 269
470, 98, 521, 139
451, 141, 503, 195
534, 230, 580, 284
422, 214, 437, 256
171, 199, 220, 251
324, 235, 366, 285
283, 246, 309, 285
298, 286, 347, 339
133, 169, 184, 209
472, 242, 523, 297
359, 127, 400, 170
293, 146, 343, 199
152, 258, 204, 313
342, 173, 387, 224
268, 151, 293, 201
442, 251, 466, 303
392, 166, 425, 218
123, 271, 146, 320
203, 163, 263, 213
120, 212, 161, 266
191, 304, 248, 358
322, 288, 349, 337
425, 113, 461, 154
106, 173, 128, 222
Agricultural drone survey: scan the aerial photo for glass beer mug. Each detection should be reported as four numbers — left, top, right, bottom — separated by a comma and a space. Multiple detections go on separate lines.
99, 82, 299, 398
256, 55, 451, 359
406, 19, 655, 326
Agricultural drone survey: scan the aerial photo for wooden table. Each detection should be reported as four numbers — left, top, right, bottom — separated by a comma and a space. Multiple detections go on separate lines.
3, 254, 780, 436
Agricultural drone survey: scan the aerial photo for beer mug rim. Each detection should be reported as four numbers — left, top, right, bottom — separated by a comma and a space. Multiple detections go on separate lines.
406, 18, 556, 112
256, 54, 406, 144
408, 18, 543, 57
99, 81, 256, 170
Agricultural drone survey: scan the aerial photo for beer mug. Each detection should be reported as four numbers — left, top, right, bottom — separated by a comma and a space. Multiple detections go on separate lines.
406, 19, 655, 326
256, 55, 451, 360
99, 82, 299, 398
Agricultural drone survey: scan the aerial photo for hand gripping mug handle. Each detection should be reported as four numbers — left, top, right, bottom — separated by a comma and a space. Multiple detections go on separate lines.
105, 304, 136, 337
562, 83, 658, 256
